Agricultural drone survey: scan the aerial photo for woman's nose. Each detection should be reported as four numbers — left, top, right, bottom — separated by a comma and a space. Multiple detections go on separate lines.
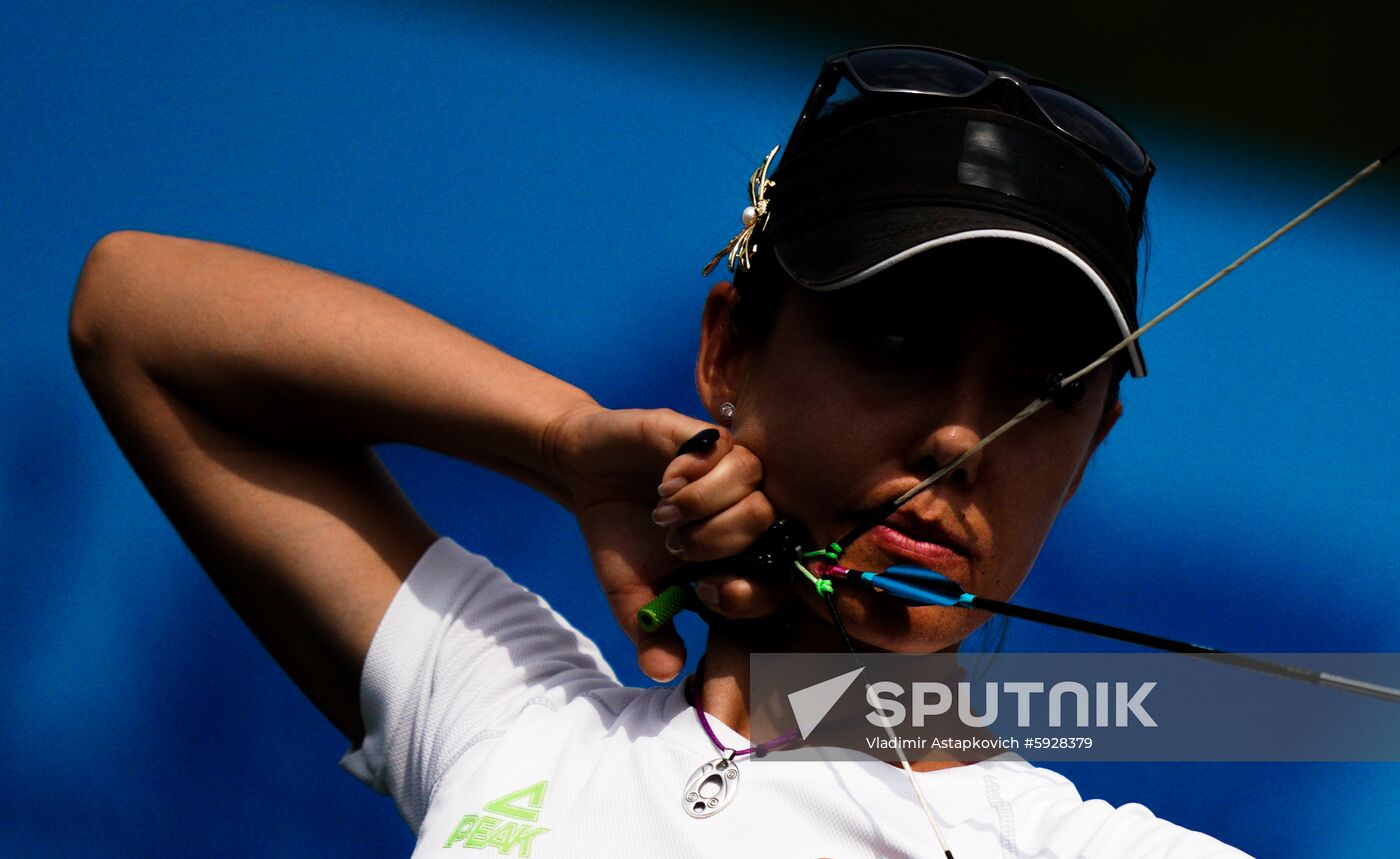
913, 424, 984, 489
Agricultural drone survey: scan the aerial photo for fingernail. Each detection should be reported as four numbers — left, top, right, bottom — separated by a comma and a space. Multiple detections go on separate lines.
651, 504, 682, 526
676, 428, 720, 456
694, 580, 719, 606
657, 477, 687, 497
665, 531, 685, 557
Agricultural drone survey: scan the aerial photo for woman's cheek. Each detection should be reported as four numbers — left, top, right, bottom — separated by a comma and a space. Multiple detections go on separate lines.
787, 433, 883, 518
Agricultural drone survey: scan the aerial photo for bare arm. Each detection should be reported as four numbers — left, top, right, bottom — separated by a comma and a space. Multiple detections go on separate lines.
68, 231, 602, 740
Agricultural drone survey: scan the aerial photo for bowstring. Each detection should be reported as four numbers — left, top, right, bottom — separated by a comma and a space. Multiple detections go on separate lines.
819, 584, 957, 858
832, 148, 1397, 556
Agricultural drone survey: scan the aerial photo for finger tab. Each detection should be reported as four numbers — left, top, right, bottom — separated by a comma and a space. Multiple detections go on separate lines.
676, 428, 720, 456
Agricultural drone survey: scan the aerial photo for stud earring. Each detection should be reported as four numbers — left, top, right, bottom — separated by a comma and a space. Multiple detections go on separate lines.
719, 402, 736, 421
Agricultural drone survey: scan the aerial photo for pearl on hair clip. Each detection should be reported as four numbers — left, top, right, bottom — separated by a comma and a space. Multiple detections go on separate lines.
701, 145, 780, 277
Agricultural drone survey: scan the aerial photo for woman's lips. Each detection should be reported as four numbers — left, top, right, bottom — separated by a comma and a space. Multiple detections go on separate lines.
867, 524, 969, 572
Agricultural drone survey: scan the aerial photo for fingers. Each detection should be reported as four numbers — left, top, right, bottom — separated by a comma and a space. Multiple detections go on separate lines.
662, 489, 774, 561
595, 560, 690, 683
644, 413, 733, 476
637, 625, 686, 683
652, 439, 790, 621
654, 444, 762, 529
655, 438, 771, 562
580, 412, 784, 683
625, 414, 791, 665
655, 427, 733, 497
693, 573, 794, 620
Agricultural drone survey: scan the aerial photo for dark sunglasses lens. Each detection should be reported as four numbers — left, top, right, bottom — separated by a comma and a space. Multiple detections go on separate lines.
1029, 84, 1147, 174
846, 48, 985, 95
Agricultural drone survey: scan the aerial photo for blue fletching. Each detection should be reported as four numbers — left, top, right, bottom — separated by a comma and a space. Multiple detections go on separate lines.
881, 565, 967, 596
861, 573, 949, 606
860, 566, 966, 607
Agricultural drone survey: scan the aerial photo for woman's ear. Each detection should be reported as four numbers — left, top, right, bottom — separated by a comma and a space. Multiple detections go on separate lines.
695, 280, 750, 422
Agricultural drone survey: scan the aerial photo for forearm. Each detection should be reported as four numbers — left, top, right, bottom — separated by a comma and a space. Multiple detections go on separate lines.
70, 230, 597, 506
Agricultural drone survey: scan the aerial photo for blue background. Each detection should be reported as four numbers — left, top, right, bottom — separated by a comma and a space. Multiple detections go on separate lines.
4, 1, 1398, 855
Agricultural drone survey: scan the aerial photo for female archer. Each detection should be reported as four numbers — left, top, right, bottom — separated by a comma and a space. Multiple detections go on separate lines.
70, 46, 1250, 856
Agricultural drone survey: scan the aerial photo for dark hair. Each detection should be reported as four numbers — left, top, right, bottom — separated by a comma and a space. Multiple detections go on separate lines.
728, 255, 788, 341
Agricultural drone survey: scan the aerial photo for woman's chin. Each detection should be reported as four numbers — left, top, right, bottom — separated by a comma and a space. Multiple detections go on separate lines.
789, 581, 979, 654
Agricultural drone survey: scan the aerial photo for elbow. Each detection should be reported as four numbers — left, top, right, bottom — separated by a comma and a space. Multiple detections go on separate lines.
68, 230, 156, 366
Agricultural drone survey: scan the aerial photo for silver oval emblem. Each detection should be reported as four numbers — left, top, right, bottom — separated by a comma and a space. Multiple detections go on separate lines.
682, 754, 740, 819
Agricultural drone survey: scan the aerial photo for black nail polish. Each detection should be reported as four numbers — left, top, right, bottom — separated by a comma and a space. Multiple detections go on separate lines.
676, 428, 720, 456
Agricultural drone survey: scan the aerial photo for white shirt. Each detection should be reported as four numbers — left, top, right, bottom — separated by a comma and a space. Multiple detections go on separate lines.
342, 537, 1252, 858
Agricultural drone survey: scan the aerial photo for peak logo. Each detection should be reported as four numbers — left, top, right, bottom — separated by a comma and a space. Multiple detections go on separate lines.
443, 781, 551, 856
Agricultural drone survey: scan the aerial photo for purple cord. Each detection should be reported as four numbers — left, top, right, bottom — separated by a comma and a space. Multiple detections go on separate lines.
688, 664, 801, 757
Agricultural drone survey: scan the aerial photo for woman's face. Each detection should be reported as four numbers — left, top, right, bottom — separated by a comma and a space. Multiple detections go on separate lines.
698, 248, 1121, 653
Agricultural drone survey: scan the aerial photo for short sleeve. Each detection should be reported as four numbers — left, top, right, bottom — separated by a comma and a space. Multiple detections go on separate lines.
339, 537, 620, 828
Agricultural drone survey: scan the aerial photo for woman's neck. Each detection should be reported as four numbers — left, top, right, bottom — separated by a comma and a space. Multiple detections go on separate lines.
695, 604, 849, 731
696, 613, 970, 772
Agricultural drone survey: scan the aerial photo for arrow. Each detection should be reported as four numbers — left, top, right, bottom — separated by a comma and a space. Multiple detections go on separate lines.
823, 563, 1400, 704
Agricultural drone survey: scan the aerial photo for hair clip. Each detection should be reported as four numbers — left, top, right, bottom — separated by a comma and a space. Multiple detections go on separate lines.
702, 145, 780, 276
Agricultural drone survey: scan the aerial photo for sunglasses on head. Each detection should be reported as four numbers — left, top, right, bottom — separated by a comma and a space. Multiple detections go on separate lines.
786, 45, 1156, 236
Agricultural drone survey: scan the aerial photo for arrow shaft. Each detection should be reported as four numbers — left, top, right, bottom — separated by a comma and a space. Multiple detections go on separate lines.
840, 568, 1400, 703
967, 594, 1218, 654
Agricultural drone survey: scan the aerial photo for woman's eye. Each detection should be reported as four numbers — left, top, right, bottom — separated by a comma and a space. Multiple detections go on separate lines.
873, 333, 912, 355
1032, 372, 1088, 410
841, 329, 920, 362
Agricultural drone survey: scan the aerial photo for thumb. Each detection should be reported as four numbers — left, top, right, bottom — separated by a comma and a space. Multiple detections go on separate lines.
637, 625, 687, 683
